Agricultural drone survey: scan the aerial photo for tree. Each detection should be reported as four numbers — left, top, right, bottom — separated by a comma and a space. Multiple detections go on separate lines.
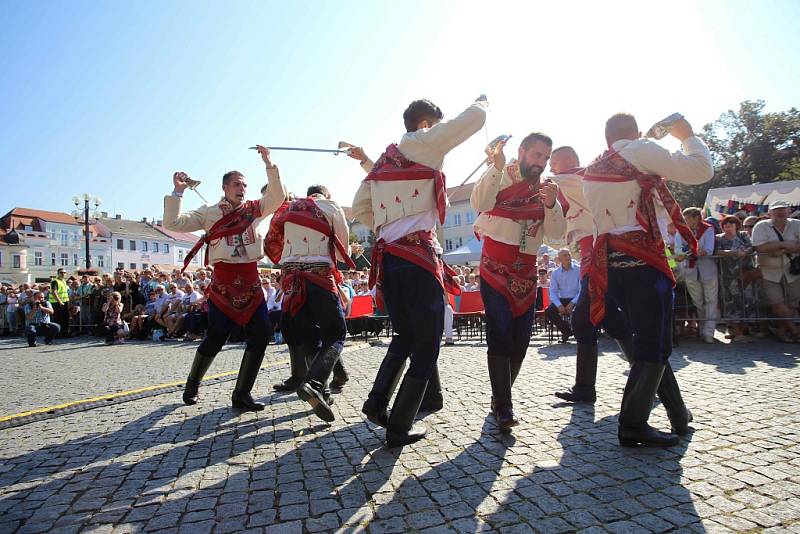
670, 100, 800, 208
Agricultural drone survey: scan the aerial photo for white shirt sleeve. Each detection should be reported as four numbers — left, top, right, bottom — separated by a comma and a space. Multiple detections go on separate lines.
413, 102, 487, 156
624, 136, 713, 185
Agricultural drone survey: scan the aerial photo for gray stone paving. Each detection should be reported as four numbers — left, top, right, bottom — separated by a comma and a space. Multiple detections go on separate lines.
1, 334, 800, 533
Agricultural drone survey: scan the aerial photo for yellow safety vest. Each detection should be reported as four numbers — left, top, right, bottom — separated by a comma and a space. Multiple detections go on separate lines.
49, 278, 69, 304
665, 246, 677, 269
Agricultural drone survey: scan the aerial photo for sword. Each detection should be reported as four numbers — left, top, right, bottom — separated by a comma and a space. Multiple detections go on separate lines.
249, 144, 351, 155
447, 134, 512, 200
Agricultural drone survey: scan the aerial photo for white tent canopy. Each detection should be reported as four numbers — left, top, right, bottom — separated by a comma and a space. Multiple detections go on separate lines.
443, 238, 483, 265
704, 181, 800, 218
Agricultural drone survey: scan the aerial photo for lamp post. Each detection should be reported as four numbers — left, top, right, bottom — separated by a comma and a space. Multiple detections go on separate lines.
72, 194, 102, 270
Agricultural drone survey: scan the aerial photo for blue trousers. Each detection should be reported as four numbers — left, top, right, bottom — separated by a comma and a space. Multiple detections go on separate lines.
571, 276, 632, 344
481, 282, 536, 362
198, 300, 271, 358
381, 253, 444, 380
606, 264, 673, 364
27, 322, 60, 345
281, 282, 346, 362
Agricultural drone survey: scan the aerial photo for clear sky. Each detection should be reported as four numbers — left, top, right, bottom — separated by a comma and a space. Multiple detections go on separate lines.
1, 0, 798, 220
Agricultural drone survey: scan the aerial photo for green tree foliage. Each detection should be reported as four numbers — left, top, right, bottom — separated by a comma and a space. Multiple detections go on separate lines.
670, 100, 800, 208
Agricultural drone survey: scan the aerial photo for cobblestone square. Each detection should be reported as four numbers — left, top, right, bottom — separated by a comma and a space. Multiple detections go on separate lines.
0, 335, 799, 533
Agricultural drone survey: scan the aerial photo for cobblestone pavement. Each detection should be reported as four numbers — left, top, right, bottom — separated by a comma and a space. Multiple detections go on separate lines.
1, 334, 800, 533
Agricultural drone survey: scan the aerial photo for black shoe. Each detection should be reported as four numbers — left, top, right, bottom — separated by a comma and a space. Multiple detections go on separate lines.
297, 381, 335, 422
385, 375, 428, 447
619, 424, 680, 447
672, 409, 693, 436
28, 342, 36, 347
231, 390, 265, 411
331, 358, 349, 389
274, 345, 309, 392
487, 354, 517, 431
419, 365, 443, 413
362, 396, 389, 427
618, 361, 678, 448
657, 364, 693, 436
183, 350, 216, 406
44, 339, 54, 345
554, 387, 596, 403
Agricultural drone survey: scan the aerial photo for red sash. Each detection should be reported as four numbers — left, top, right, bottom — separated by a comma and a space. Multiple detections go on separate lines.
281, 265, 338, 317
584, 149, 696, 325
364, 144, 447, 225
208, 261, 264, 326
369, 231, 461, 306
577, 235, 594, 278
182, 200, 262, 273
264, 197, 356, 276
480, 237, 538, 317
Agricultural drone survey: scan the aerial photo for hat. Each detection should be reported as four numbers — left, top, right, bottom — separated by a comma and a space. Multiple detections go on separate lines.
769, 200, 790, 210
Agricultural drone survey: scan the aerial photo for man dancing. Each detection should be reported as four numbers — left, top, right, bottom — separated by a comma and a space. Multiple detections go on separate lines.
164, 146, 287, 411
471, 133, 566, 430
264, 184, 355, 422
352, 96, 486, 446
583, 113, 712, 447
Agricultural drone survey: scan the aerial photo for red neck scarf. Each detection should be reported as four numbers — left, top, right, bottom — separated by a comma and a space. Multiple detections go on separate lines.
364, 144, 448, 225
585, 149, 696, 325
182, 200, 262, 273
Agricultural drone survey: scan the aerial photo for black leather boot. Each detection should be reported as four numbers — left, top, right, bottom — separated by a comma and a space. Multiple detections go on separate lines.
231, 349, 266, 411
183, 350, 216, 405
386, 375, 428, 447
419, 364, 443, 413
658, 364, 693, 435
362, 352, 406, 427
616, 336, 635, 364
555, 343, 598, 403
297, 345, 341, 422
487, 354, 517, 431
273, 345, 308, 392
331, 357, 349, 389
618, 361, 679, 447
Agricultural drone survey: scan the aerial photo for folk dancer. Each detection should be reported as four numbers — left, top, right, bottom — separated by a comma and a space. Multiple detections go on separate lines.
164, 146, 287, 411
471, 133, 566, 431
264, 184, 355, 422
583, 113, 712, 447
352, 96, 486, 446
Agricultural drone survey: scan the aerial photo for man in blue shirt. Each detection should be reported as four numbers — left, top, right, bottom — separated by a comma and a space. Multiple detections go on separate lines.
25, 291, 60, 347
545, 249, 581, 343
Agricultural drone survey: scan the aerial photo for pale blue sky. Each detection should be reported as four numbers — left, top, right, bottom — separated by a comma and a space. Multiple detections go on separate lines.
1, 0, 798, 220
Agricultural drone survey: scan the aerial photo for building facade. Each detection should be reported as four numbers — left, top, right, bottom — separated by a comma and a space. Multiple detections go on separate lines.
96, 216, 177, 272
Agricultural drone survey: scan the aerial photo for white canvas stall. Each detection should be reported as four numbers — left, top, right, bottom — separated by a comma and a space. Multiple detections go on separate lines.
704, 181, 800, 218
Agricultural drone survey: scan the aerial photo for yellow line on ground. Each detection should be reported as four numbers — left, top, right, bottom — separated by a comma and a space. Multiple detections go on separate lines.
0, 359, 289, 423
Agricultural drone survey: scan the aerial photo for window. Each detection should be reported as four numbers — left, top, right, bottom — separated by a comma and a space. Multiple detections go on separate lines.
117, 262, 125, 270
98, 256, 105, 268
130, 263, 137, 270
445, 239, 453, 252
142, 241, 148, 252
60, 253, 69, 266
178, 250, 185, 261
34, 251, 43, 266
49, 229, 56, 241
466, 211, 474, 224
153, 242, 159, 253
0, 251, 2, 266
13, 255, 20, 269
142, 263, 148, 269
51, 253, 56, 266
73, 253, 79, 266
457, 237, 463, 248
61, 230, 69, 246
129, 240, 136, 251
453, 213, 462, 226
116, 239, 124, 250
164, 244, 169, 253
72, 231, 79, 243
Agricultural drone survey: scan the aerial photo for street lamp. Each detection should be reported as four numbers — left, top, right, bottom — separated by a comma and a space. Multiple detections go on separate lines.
71, 194, 102, 270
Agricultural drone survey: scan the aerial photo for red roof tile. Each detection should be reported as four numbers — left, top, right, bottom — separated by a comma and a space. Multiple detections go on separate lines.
154, 226, 200, 244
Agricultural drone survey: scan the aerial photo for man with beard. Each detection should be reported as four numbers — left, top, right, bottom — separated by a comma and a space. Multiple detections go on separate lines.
164, 146, 287, 411
550, 147, 692, 437
583, 113, 712, 447
471, 133, 566, 430
352, 96, 486, 446
264, 184, 355, 422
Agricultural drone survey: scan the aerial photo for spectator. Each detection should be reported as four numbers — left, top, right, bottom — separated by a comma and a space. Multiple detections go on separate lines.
195, 269, 211, 289
24, 291, 59, 346
131, 290, 158, 340
184, 286, 209, 341
5, 288, 18, 335
539, 253, 556, 271
463, 273, 479, 292
715, 215, 757, 342
752, 200, 800, 342
675, 207, 719, 344
545, 248, 580, 343
742, 216, 759, 237
0, 286, 6, 335
102, 291, 124, 345
49, 267, 70, 337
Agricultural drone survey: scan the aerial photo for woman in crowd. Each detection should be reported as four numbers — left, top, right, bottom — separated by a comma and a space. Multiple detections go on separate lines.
715, 215, 758, 342
183, 285, 209, 341
102, 291, 124, 345
5, 288, 19, 335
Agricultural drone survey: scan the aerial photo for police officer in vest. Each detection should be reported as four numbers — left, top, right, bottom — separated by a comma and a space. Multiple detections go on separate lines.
49, 267, 70, 337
